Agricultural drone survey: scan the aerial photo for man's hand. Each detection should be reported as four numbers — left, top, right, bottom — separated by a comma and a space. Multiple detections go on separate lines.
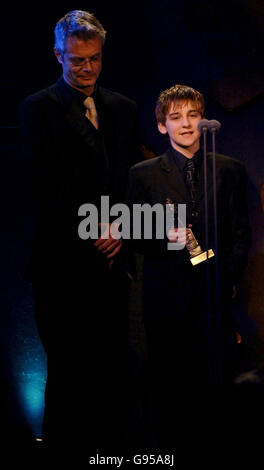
93, 223, 122, 268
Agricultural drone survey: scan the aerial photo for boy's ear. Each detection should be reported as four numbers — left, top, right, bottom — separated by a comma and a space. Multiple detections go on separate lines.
158, 121, 168, 135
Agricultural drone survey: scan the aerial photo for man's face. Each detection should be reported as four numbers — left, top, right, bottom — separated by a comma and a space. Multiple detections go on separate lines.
158, 100, 202, 156
55, 36, 103, 94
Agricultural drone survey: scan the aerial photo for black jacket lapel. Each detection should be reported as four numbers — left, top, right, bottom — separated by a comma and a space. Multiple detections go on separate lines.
47, 77, 108, 170
159, 152, 191, 203
65, 100, 103, 156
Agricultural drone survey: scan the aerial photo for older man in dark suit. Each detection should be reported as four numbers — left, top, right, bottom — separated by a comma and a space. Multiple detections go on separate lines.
127, 84, 251, 449
20, 10, 141, 454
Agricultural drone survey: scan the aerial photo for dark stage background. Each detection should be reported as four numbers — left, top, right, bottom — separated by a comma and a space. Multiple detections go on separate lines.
1, 0, 264, 449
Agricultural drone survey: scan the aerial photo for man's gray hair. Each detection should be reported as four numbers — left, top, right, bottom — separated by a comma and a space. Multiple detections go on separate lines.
54, 10, 106, 53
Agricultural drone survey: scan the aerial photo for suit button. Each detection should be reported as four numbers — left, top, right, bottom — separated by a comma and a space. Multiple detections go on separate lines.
192, 211, 199, 217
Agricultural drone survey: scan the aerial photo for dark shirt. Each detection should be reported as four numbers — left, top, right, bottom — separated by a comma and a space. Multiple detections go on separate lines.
62, 78, 109, 170
63, 78, 98, 104
63, 78, 100, 125
168, 145, 202, 175
168, 146, 203, 222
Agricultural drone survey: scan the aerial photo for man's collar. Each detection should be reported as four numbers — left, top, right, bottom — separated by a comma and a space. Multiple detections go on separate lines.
168, 146, 202, 171
62, 78, 98, 103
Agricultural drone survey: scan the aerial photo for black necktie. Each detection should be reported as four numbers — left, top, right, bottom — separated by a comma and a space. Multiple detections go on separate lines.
184, 159, 196, 203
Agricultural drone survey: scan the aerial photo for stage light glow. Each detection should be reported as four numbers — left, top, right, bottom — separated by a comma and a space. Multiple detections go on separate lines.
7, 290, 47, 439
16, 369, 46, 437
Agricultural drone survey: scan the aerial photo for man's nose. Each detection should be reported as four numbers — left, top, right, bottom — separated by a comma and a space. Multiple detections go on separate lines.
83, 59, 93, 71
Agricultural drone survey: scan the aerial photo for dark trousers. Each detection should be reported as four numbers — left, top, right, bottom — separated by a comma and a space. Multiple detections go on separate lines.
141, 262, 239, 451
32, 264, 131, 455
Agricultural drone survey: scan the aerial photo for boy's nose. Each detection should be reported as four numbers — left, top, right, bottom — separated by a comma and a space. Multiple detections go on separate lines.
182, 116, 191, 127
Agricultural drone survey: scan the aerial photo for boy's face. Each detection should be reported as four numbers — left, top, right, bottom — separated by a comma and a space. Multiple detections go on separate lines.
158, 100, 202, 156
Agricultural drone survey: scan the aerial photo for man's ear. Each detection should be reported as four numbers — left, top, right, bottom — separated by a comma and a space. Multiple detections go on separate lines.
158, 121, 168, 135
54, 48, 63, 64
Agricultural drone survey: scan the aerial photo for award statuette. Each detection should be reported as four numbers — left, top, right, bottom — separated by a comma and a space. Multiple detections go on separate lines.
166, 198, 214, 266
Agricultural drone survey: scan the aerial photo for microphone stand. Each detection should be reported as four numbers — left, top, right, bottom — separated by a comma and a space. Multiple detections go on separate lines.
198, 119, 222, 386
209, 120, 222, 385
199, 120, 214, 386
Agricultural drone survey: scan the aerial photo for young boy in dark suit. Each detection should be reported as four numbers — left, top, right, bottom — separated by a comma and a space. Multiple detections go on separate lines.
127, 84, 251, 450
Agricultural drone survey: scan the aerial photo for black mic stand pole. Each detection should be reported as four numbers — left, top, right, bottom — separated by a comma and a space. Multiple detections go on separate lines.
209, 120, 222, 385
198, 119, 214, 386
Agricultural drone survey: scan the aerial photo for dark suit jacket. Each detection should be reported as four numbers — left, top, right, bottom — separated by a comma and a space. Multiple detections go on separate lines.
20, 77, 141, 281
126, 148, 251, 328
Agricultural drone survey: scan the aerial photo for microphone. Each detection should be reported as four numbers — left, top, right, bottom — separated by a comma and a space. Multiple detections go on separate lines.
208, 119, 221, 133
197, 119, 210, 133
